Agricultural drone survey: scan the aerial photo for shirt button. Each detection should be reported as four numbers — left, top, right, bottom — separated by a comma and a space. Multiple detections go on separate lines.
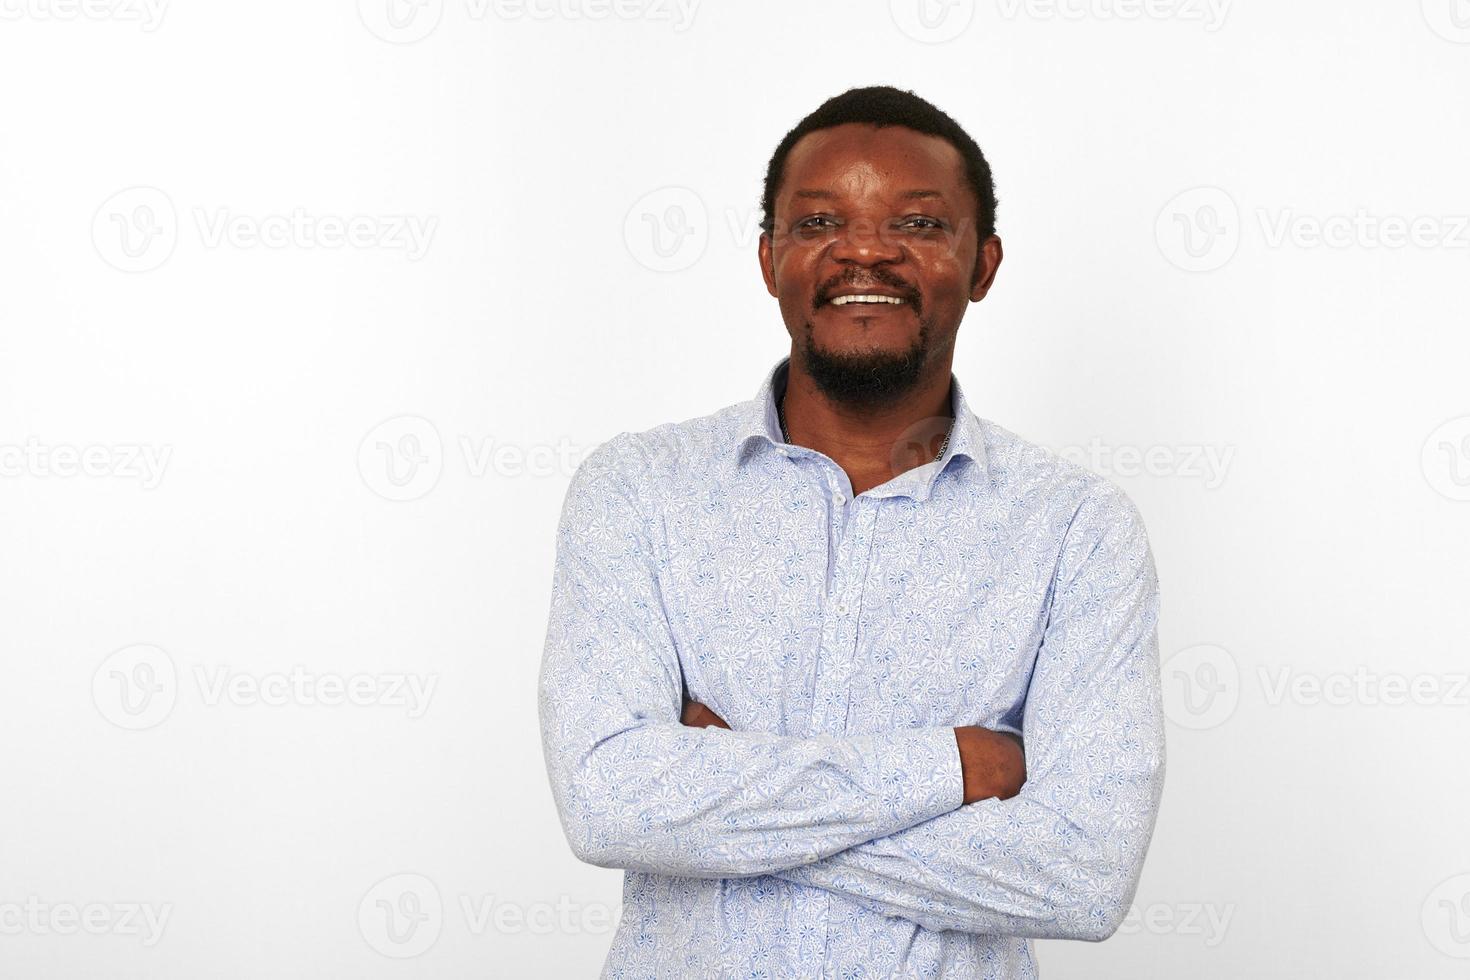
831, 492, 843, 505
837, 603, 849, 615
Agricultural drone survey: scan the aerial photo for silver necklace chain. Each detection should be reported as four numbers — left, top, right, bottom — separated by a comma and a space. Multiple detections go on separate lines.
778, 395, 953, 463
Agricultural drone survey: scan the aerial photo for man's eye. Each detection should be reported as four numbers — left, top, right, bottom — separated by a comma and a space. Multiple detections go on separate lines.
900, 216, 945, 231
796, 216, 837, 230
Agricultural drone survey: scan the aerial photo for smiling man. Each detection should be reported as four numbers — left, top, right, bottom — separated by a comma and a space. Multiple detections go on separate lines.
538, 86, 1166, 978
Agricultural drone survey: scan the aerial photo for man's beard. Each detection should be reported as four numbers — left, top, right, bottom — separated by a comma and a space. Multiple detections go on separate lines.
798, 320, 931, 410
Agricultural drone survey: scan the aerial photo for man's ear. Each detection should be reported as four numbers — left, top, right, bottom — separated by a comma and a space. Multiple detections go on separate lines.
969, 235, 1004, 302
758, 232, 778, 298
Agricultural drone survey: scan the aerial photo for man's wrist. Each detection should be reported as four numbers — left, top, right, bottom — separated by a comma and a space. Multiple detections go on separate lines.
953, 726, 1026, 804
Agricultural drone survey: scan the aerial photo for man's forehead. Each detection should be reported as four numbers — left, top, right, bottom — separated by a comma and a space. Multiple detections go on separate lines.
792, 187, 947, 201
782, 124, 967, 199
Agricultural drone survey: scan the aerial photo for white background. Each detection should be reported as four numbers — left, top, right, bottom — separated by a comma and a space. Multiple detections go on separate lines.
2, 0, 1469, 976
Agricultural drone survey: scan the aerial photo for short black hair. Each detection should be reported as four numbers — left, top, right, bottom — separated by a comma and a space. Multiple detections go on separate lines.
759, 85, 998, 243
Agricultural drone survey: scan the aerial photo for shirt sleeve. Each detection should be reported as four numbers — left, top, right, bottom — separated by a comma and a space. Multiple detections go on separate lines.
537, 435, 966, 879
769, 482, 1167, 941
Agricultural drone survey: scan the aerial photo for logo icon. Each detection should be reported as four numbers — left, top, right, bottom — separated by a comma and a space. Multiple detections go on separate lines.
1422, 0, 1470, 42
358, 0, 443, 43
889, 0, 975, 43
1155, 186, 1239, 272
358, 873, 442, 958
889, 414, 956, 477
623, 187, 708, 273
93, 186, 177, 273
93, 644, 178, 730
358, 416, 443, 502
1422, 415, 1470, 502
1423, 873, 1470, 957
1161, 643, 1238, 730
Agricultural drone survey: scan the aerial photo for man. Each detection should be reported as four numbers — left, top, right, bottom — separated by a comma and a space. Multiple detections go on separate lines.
538, 85, 1166, 978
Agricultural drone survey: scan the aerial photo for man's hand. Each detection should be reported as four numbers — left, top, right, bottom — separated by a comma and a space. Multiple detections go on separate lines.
954, 727, 1026, 804
680, 697, 731, 730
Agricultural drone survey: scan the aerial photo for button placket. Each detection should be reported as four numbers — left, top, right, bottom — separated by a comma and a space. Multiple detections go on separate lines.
828, 503, 878, 732
809, 496, 877, 734
810, 474, 850, 733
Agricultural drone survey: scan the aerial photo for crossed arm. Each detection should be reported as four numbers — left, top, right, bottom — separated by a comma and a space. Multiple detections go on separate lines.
538, 436, 1166, 940
680, 699, 1027, 810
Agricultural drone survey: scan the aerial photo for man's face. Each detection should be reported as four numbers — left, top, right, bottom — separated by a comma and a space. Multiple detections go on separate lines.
759, 122, 1001, 407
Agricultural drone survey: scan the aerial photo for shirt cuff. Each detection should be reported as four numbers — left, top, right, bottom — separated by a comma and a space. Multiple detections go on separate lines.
862, 725, 966, 827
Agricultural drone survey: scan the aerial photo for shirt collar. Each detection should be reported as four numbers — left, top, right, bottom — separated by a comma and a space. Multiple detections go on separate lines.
732, 355, 987, 501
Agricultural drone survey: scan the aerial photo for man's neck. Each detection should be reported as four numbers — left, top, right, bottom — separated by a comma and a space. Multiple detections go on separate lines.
780, 353, 955, 496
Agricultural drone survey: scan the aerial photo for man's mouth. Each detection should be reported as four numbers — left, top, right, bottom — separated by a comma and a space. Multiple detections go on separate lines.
826, 294, 908, 307
817, 280, 920, 313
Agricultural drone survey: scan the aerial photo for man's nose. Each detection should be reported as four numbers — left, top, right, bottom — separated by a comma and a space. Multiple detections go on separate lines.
829, 216, 903, 265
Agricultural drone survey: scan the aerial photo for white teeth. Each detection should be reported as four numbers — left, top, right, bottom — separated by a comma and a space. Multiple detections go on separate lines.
830, 294, 906, 306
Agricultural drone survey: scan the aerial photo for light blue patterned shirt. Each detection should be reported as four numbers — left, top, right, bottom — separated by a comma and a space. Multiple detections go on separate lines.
538, 356, 1166, 978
